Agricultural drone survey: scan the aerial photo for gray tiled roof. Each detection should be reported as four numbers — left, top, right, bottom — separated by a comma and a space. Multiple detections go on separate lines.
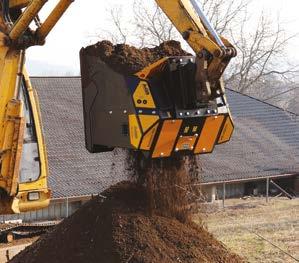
31, 77, 127, 198
31, 77, 299, 197
200, 90, 299, 184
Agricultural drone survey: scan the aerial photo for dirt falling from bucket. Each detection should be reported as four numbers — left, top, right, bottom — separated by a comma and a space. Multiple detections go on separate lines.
82, 40, 200, 222
127, 151, 201, 223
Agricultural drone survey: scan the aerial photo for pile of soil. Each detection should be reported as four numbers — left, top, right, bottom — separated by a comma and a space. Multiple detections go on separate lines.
81, 40, 190, 75
10, 182, 243, 263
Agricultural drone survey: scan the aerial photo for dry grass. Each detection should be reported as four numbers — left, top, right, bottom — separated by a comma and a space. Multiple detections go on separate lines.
197, 197, 299, 263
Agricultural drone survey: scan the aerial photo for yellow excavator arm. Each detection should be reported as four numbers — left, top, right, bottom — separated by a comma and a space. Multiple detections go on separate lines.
0, 0, 236, 214
156, 0, 236, 98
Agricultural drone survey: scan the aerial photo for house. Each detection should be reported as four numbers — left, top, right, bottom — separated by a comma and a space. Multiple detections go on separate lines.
2, 76, 298, 222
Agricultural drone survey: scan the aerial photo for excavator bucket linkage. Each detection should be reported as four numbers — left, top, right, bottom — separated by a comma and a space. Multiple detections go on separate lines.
80, 54, 234, 159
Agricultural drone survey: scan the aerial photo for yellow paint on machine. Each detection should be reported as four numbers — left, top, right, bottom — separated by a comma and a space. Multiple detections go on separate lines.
155, 0, 220, 56
36, 0, 75, 41
152, 120, 182, 158
129, 115, 142, 149
0, 50, 24, 197
194, 115, 225, 154
17, 70, 51, 213
9, 0, 47, 41
0, 100, 24, 196
9, 0, 30, 8
140, 123, 159, 150
218, 116, 234, 144
133, 81, 156, 109
176, 136, 197, 151
135, 58, 168, 80
138, 115, 159, 132
18, 190, 51, 212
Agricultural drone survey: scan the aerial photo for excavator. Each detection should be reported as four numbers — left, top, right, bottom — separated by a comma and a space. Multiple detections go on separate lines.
0, 0, 236, 215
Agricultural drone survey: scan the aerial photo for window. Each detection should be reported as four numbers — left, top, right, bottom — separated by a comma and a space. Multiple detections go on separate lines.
19, 78, 41, 183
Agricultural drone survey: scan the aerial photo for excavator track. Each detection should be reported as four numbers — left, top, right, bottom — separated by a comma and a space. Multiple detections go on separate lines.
0, 221, 58, 243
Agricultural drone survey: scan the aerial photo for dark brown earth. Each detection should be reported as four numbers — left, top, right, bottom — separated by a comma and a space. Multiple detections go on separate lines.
10, 182, 243, 263
127, 152, 202, 223
81, 40, 190, 75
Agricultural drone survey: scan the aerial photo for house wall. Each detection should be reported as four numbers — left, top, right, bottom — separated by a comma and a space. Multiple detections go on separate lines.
275, 176, 299, 196
201, 185, 217, 202
201, 175, 298, 202
201, 183, 245, 201
244, 176, 298, 196
0, 199, 86, 223
3, 185, 246, 221
217, 183, 245, 199
1, 176, 297, 222
295, 175, 299, 194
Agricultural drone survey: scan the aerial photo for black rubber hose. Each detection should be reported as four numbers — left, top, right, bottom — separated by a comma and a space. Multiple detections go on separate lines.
2, 0, 8, 21
2, 0, 12, 24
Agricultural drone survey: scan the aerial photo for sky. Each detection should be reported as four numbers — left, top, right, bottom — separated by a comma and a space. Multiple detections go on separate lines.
25, 0, 299, 76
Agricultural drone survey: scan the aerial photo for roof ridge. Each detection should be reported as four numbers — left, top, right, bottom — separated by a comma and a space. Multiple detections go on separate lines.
227, 88, 298, 117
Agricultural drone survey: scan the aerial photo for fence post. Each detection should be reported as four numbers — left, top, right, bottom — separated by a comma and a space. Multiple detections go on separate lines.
222, 183, 226, 208
266, 177, 269, 203
66, 197, 69, 218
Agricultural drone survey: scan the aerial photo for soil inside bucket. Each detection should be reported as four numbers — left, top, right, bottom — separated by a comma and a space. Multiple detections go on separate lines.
81, 40, 190, 75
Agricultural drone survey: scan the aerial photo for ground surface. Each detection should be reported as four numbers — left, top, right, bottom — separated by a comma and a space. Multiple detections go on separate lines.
201, 197, 299, 263
0, 238, 37, 263
0, 237, 38, 249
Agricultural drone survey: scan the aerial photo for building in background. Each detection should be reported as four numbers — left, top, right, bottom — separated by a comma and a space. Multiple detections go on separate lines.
2, 77, 298, 222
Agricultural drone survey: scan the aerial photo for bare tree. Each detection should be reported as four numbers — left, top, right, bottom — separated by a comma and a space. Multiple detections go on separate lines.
96, 7, 128, 44
201, 0, 251, 34
225, 11, 298, 96
97, 0, 298, 97
198, 0, 298, 96
132, 1, 179, 47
